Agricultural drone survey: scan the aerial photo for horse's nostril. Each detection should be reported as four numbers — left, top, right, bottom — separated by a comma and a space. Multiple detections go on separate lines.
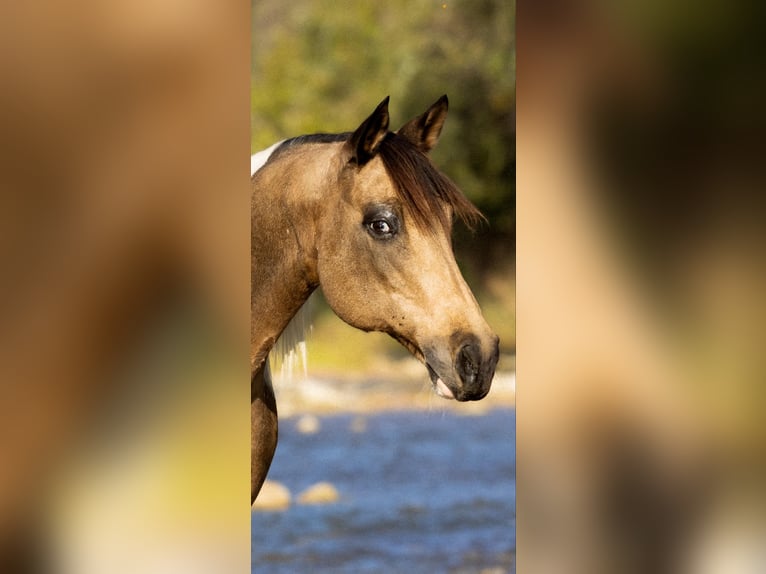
457, 343, 480, 385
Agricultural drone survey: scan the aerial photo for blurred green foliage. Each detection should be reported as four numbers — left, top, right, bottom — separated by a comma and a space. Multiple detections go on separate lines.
252, 0, 515, 266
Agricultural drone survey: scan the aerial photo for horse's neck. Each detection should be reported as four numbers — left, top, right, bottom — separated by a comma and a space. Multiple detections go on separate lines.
250, 252, 314, 373
250, 146, 334, 372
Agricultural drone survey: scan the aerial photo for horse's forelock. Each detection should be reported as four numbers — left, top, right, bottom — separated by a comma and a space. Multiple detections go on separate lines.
377, 133, 485, 234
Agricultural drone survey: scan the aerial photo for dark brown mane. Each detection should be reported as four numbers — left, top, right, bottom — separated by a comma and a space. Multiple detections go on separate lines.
377, 132, 485, 233
273, 132, 351, 161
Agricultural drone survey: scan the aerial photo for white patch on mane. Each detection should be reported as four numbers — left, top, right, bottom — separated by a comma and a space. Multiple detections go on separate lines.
251, 140, 284, 176
270, 297, 314, 383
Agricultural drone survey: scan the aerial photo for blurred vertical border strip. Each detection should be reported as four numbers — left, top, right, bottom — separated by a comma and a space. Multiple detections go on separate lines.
518, 1, 766, 573
0, 1, 251, 572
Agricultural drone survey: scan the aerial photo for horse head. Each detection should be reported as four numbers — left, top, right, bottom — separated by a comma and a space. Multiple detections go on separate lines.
315, 96, 499, 401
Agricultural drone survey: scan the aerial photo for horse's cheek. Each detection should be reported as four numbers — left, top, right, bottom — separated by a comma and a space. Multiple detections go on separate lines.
316, 254, 356, 320
320, 251, 382, 331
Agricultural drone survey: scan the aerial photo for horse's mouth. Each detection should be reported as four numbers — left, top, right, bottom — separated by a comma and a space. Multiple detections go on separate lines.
389, 332, 455, 400
426, 363, 455, 400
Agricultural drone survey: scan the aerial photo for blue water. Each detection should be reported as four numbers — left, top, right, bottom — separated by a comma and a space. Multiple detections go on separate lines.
252, 409, 515, 573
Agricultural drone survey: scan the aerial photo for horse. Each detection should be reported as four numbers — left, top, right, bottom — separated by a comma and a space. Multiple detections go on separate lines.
251, 95, 500, 501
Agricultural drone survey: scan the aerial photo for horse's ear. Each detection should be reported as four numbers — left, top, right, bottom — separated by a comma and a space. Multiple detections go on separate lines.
396, 95, 449, 153
348, 96, 390, 165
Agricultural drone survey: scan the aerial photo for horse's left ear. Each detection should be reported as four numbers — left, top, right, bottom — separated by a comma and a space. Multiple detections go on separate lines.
396, 95, 449, 153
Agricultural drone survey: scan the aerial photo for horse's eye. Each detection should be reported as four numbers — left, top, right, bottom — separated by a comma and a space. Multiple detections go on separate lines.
363, 206, 399, 240
370, 220, 391, 235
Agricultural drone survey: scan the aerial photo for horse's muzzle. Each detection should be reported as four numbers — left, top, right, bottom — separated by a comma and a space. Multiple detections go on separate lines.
454, 334, 499, 401
425, 333, 499, 401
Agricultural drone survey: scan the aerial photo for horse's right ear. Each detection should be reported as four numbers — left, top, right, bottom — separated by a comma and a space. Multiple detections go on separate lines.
348, 96, 390, 165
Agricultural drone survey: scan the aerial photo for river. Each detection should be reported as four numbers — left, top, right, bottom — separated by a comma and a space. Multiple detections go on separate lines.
252, 408, 515, 573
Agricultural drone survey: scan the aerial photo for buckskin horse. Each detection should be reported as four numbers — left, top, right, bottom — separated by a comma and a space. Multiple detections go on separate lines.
251, 96, 500, 501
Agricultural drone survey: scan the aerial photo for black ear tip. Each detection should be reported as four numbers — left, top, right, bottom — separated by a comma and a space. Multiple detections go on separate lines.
439, 94, 449, 107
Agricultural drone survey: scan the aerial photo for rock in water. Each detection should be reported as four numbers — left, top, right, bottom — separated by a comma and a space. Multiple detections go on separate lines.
252, 480, 291, 511
296, 414, 320, 434
297, 482, 340, 505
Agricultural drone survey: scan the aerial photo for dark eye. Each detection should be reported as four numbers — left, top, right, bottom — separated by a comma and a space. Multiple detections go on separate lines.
369, 219, 392, 235
363, 206, 400, 240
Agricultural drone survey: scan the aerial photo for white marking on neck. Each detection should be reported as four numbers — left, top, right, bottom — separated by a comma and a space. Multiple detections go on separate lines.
251, 140, 284, 176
